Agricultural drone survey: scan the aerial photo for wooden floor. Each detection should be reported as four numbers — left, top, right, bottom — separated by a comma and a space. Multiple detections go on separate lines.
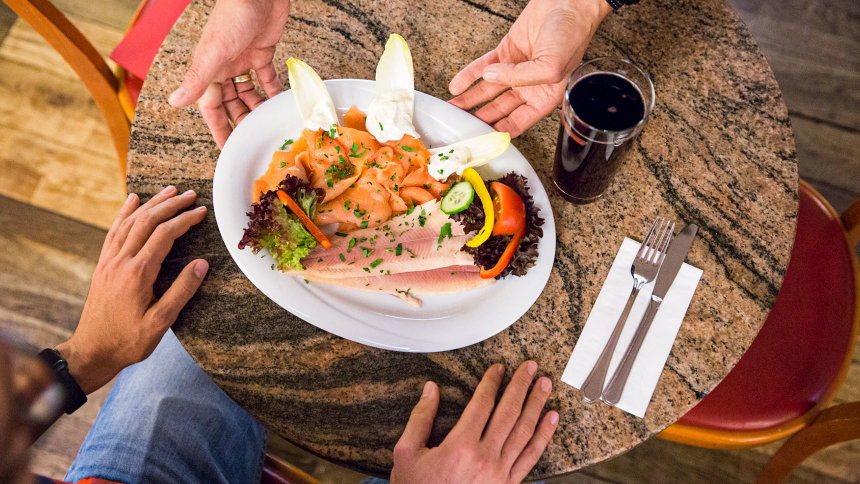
0, 0, 857, 482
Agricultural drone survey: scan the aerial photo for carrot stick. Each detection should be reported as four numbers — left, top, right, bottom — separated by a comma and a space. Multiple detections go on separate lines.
276, 190, 332, 249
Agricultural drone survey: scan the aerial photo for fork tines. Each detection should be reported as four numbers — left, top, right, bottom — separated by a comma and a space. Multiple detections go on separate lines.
637, 217, 675, 266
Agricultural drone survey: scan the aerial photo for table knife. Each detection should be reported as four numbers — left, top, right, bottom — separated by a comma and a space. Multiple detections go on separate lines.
601, 223, 699, 406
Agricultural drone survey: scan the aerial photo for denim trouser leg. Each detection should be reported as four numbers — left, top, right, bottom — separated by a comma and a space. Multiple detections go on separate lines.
65, 329, 266, 484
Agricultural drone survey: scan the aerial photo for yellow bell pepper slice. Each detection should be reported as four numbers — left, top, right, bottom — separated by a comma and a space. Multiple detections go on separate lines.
463, 168, 494, 248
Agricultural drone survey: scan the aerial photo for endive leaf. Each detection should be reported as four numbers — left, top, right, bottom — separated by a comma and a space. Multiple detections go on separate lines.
366, 34, 419, 142
286, 58, 338, 131
427, 132, 511, 181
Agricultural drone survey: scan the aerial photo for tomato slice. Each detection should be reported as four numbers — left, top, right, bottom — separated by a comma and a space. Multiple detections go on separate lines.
490, 182, 525, 236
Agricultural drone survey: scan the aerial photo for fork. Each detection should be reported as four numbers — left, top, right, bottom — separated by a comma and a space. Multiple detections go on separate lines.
580, 217, 674, 402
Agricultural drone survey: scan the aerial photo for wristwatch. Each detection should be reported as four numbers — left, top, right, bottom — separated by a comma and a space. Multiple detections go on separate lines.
606, 0, 640, 9
37, 348, 87, 414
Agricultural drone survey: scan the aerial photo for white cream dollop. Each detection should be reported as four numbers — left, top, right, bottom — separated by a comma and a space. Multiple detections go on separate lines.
427, 146, 471, 181
425, 132, 512, 181
366, 34, 419, 142
286, 57, 338, 131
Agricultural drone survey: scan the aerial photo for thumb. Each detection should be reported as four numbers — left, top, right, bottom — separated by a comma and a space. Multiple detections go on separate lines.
396, 381, 440, 452
169, 56, 221, 107
481, 57, 566, 87
147, 259, 208, 329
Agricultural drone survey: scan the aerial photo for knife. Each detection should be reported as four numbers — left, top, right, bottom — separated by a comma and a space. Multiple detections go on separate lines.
600, 223, 699, 406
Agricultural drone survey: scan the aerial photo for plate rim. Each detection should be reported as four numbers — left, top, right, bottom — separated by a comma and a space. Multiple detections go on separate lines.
213, 78, 556, 352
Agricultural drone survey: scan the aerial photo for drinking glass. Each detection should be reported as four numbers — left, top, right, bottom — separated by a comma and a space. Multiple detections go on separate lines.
553, 57, 655, 203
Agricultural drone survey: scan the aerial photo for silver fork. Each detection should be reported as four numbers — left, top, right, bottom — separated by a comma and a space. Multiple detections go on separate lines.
580, 217, 674, 402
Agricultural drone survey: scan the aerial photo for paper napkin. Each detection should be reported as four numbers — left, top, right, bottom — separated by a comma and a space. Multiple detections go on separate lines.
561, 237, 703, 418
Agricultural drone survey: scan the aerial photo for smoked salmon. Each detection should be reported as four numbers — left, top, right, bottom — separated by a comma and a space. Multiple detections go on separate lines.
252, 107, 449, 231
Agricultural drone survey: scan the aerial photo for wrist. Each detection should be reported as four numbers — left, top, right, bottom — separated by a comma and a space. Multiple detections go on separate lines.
569, 0, 613, 31
54, 339, 117, 395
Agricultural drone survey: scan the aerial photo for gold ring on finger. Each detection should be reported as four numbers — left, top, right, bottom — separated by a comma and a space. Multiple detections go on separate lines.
231, 73, 252, 84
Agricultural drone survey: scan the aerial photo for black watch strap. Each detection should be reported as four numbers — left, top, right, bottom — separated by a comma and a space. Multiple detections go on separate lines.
37, 348, 87, 414
606, 0, 640, 9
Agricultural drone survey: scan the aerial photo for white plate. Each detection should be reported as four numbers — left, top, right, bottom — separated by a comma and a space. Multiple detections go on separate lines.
213, 79, 556, 352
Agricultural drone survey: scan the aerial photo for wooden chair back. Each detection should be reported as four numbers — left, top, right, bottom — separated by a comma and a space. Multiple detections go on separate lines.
3, 0, 130, 176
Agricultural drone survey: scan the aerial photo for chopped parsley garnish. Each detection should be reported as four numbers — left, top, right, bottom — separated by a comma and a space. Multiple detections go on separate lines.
338, 253, 346, 262
369, 258, 383, 268
401, 146, 416, 152
279, 139, 293, 150
405, 248, 417, 258
378, 122, 384, 131
418, 209, 427, 227
334, 232, 348, 237
280, 162, 287, 167
361, 247, 374, 257
351, 143, 359, 154
324, 154, 355, 184
438, 169, 444, 174
348, 237, 357, 250
438, 222, 452, 243
360, 221, 368, 229
363, 267, 371, 273
406, 205, 416, 215
395, 243, 402, 256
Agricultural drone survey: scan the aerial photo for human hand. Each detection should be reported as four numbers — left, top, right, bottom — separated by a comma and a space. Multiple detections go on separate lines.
54, 187, 209, 394
391, 361, 559, 484
168, 0, 291, 148
449, 0, 612, 137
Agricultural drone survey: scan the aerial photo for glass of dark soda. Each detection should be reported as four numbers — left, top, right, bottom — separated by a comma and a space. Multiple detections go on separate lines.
553, 57, 654, 203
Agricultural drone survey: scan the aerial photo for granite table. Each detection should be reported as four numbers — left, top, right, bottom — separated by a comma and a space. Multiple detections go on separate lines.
128, 0, 798, 478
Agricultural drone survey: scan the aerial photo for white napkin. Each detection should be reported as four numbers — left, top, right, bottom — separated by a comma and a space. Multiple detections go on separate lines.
561, 237, 703, 418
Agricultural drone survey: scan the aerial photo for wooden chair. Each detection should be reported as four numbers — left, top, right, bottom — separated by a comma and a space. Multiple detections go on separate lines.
3, 0, 140, 177
4, 2, 324, 482
657, 180, 860, 483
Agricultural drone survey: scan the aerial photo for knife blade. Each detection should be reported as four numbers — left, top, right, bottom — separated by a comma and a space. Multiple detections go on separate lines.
600, 223, 698, 406
652, 223, 699, 300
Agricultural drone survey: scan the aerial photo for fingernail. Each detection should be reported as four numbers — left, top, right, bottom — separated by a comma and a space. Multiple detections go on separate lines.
160, 185, 175, 194
483, 70, 499, 82
541, 377, 552, 392
550, 411, 559, 425
168, 87, 185, 106
194, 259, 209, 278
422, 381, 435, 397
526, 360, 537, 376
125, 192, 136, 203
182, 189, 195, 196
194, 205, 207, 212
496, 363, 505, 376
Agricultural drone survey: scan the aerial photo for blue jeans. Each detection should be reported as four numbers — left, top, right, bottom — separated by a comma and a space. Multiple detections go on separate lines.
65, 330, 267, 484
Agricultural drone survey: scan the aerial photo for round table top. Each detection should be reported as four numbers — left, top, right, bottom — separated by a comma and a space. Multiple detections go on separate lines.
128, 0, 798, 478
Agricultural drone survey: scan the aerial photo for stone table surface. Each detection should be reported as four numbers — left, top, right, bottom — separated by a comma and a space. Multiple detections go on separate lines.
128, 0, 798, 478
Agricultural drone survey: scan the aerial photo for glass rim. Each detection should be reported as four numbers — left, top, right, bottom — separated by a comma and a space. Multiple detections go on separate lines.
563, 56, 656, 143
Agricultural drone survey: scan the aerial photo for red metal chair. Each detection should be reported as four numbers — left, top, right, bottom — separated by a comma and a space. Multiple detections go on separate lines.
658, 180, 860, 482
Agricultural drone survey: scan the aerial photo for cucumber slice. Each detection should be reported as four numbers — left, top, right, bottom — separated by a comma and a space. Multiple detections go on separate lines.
441, 181, 475, 214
